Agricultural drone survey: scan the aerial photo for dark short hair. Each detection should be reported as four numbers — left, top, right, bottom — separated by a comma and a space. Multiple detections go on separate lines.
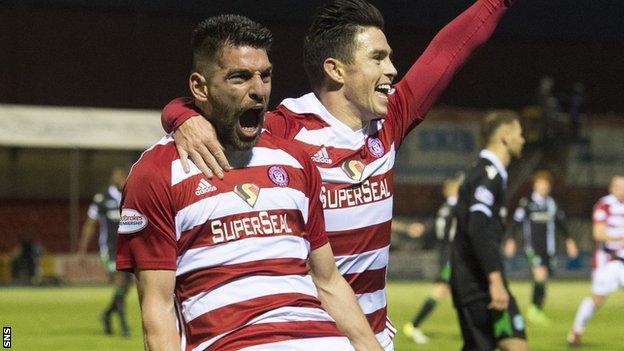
481, 110, 520, 146
192, 14, 273, 74
303, 0, 384, 89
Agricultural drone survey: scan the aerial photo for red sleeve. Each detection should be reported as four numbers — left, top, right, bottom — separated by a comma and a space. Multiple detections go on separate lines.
302, 154, 329, 250
387, 0, 514, 148
116, 161, 177, 272
593, 202, 609, 223
161, 97, 200, 133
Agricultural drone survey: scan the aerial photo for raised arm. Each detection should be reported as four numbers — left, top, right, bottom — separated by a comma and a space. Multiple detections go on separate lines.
309, 244, 383, 351
389, 0, 515, 144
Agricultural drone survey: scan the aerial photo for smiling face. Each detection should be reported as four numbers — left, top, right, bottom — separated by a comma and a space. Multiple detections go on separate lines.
342, 27, 397, 122
195, 45, 272, 150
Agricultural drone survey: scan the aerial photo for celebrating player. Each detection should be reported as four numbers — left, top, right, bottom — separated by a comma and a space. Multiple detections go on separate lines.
116, 15, 381, 351
160, 1, 516, 348
567, 175, 624, 347
402, 174, 462, 344
450, 111, 528, 351
505, 170, 578, 326
78, 167, 132, 337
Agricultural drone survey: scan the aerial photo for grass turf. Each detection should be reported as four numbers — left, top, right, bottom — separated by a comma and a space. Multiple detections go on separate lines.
1, 280, 622, 350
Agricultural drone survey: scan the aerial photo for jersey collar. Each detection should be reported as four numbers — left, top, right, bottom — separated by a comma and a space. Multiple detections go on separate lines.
280, 92, 367, 135
479, 149, 508, 184
447, 196, 458, 206
531, 192, 548, 206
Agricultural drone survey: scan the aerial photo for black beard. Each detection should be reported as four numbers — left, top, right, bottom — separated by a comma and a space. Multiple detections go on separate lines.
212, 110, 264, 151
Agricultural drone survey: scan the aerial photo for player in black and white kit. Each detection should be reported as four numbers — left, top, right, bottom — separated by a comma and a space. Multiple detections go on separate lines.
450, 111, 528, 351
78, 167, 132, 337
505, 171, 578, 326
402, 174, 462, 344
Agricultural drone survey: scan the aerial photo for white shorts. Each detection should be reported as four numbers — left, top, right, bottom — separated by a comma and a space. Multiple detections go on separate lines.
376, 324, 396, 351
591, 260, 624, 296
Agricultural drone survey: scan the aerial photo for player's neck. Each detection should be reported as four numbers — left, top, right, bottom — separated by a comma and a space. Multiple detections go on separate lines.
485, 144, 511, 168
224, 148, 254, 168
316, 90, 367, 131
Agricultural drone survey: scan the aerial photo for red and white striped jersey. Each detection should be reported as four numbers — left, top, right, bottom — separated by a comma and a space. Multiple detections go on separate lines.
593, 194, 624, 267
116, 133, 352, 351
263, 91, 415, 343
160, 0, 514, 346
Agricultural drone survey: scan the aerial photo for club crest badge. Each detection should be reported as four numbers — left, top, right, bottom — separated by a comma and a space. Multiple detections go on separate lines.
234, 183, 260, 207
341, 159, 365, 182
367, 137, 385, 158
268, 166, 289, 187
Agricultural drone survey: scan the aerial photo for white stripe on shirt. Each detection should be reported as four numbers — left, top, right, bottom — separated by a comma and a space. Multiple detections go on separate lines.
324, 196, 393, 232
334, 246, 389, 275
191, 306, 338, 351
171, 147, 304, 186
176, 236, 310, 276
182, 275, 318, 322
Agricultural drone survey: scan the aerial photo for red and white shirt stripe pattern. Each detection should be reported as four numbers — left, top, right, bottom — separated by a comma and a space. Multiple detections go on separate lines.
160, 1, 515, 347
264, 92, 412, 345
116, 133, 352, 351
592, 194, 624, 268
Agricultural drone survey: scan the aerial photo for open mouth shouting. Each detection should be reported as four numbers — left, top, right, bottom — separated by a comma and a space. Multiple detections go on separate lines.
374, 83, 395, 100
237, 105, 265, 140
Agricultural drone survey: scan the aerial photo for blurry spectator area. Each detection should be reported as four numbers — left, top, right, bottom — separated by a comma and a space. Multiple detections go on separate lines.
1, 1, 623, 114
0, 104, 162, 257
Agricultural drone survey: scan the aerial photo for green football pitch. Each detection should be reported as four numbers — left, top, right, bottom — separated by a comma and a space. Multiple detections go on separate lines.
1, 280, 622, 350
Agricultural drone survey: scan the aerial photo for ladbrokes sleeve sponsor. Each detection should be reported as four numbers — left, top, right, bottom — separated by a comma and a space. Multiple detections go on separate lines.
118, 209, 148, 234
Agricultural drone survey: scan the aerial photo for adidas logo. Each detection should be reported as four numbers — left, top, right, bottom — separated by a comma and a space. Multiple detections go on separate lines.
311, 147, 332, 164
195, 179, 217, 196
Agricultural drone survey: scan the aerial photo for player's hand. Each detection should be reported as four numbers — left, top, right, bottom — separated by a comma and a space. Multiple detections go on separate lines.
488, 280, 509, 311
173, 115, 230, 179
406, 222, 425, 238
503, 238, 516, 258
566, 239, 579, 259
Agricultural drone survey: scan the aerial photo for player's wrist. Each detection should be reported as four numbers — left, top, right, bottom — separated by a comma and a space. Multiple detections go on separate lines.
487, 271, 503, 285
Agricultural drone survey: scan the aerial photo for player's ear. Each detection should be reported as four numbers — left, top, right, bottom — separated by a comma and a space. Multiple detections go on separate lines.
323, 57, 345, 85
189, 72, 209, 102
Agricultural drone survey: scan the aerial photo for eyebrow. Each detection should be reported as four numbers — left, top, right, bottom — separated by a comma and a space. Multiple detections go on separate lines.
370, 49, 392, 58
226, 65, 273, 77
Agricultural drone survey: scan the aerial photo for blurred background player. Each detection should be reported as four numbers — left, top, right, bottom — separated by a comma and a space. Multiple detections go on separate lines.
77, 166, 131, 337
401, 174, 462, 344
10, 238, 44, 284
450, 111, 528, 351
567, 175, 624, 347
504, 170, 578, 326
